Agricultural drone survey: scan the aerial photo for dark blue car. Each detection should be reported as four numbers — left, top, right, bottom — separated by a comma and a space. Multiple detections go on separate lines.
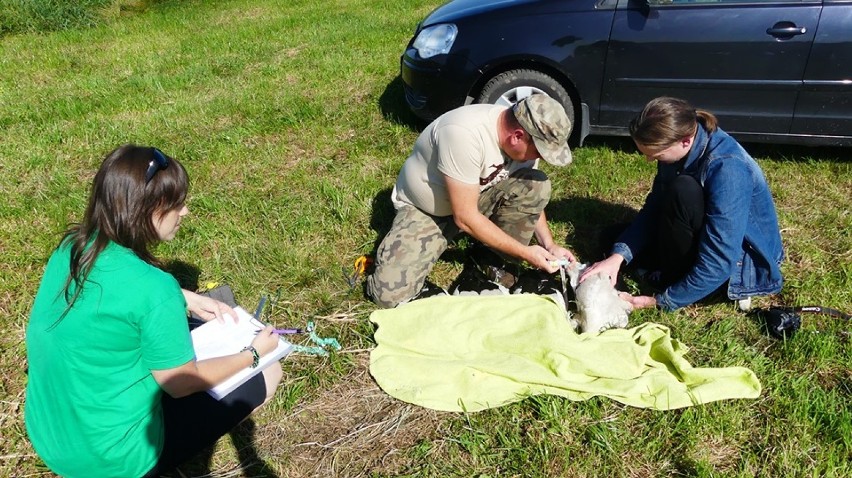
401, 0, 852, 146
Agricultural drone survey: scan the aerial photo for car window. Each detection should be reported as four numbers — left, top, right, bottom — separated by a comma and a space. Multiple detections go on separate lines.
604, 0, 820, 133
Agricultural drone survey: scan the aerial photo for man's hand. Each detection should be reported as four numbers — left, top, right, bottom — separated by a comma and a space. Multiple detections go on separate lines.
182, 289, 237, 322
525, 244, 559, 273
445, 176, 536, 262
579, 254, 624, 286
546, 244, 576, 264
532, 210, 576, 271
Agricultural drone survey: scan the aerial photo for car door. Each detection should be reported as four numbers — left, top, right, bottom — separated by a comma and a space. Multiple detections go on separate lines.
790, 0, 852, 139
598, 0, 821, 134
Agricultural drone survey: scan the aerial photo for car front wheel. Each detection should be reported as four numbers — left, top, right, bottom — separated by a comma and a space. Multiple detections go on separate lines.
477, 69, 576, 139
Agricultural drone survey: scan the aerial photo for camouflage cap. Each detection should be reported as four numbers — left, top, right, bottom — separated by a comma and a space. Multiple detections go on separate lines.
512, 94, 573, 166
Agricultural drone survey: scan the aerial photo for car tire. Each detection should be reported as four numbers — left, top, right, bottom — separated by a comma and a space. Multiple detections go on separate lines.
477, 69, 576, 139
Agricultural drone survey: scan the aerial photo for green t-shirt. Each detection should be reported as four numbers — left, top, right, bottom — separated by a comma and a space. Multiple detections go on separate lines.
25, 241, 194, 478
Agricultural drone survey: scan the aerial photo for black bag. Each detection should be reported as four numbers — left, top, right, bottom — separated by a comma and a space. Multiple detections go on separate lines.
188, 284, 237, 328
756, 305, 850, 339
757, 307, 802, 339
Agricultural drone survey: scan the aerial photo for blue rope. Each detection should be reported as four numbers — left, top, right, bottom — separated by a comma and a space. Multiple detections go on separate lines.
291, 321, 341, 357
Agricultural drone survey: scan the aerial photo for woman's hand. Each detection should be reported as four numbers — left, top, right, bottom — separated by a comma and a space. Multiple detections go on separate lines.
182, 289, 237, 322
618, 292, 657, 309
251, 325, 281, 357
580, 254, 624, 286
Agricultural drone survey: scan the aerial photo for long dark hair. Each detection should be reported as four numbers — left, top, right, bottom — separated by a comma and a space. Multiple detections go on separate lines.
60, 144, 189, 310
629, 96, 718, 148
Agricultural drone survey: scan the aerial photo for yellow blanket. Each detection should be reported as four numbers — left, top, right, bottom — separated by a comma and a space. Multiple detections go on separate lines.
369, 294, 760, 412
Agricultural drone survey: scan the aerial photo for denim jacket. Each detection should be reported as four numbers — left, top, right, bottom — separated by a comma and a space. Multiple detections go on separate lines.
612, 125, 784, 311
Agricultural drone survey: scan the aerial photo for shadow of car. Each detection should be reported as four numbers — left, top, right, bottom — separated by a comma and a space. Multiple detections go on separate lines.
400, 0, 852, 147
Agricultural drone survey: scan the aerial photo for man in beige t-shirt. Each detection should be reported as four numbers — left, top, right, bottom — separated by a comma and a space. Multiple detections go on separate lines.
367, 94, 577, 308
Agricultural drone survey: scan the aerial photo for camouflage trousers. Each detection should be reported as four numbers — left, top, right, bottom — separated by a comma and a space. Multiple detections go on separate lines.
366, 168, 551, 308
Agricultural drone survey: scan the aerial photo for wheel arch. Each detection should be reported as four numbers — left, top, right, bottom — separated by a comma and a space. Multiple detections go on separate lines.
467, 57, 585, 143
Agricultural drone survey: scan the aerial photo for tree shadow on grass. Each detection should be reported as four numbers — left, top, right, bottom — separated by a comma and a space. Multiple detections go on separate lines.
736, 142, 849, 162
579, 135, 636, 153
580, 133, 850, 163
164, 260, 202, 291
545, 195, 639, 263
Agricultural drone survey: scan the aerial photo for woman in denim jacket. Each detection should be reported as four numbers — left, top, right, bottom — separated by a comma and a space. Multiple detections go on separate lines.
582, 97, 784, 312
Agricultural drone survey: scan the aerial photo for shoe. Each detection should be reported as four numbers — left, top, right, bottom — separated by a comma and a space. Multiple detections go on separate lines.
410, 280, 448, 302
737, 297, 752, 312
468, 243, 518, 289
509, 268, 571, 315
449, 263, 507, 296
510, 268, 561, 296
634, 267, 669, 292
483, 265, 517, 289
635, 267, 662, 283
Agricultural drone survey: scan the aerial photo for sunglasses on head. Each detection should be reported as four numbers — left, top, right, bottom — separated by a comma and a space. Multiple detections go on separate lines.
145, 148, 169, 184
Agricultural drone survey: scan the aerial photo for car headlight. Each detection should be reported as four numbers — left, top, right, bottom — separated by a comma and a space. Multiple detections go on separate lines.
412, 23, 457, 59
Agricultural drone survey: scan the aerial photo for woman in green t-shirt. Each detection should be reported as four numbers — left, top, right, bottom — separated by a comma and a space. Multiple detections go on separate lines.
25, 144, 283, 478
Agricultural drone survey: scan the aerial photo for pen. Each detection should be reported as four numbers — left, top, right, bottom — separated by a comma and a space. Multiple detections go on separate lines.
272, 328, 303, 335
255, 328, 303, 335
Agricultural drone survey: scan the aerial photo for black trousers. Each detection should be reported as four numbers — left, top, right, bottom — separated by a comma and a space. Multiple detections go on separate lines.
602, 174, 704, 286
143, 283, 265, 478
656, 174, 705, 284
141, 373, 266, 478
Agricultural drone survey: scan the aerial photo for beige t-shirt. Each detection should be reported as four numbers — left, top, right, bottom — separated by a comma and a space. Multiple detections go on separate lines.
393, 104, 537, 217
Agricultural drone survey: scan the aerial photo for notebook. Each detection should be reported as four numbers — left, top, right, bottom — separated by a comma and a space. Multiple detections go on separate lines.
190, 306, 292, 400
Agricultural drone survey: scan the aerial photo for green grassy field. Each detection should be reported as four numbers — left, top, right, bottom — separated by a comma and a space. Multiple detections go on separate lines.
1, 1, 850, 477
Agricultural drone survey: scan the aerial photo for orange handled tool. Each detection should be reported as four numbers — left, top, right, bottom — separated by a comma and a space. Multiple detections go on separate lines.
345, 255, 373, 288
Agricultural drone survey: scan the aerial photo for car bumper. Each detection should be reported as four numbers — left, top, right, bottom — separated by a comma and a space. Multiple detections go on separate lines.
400, 47, 479, 121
